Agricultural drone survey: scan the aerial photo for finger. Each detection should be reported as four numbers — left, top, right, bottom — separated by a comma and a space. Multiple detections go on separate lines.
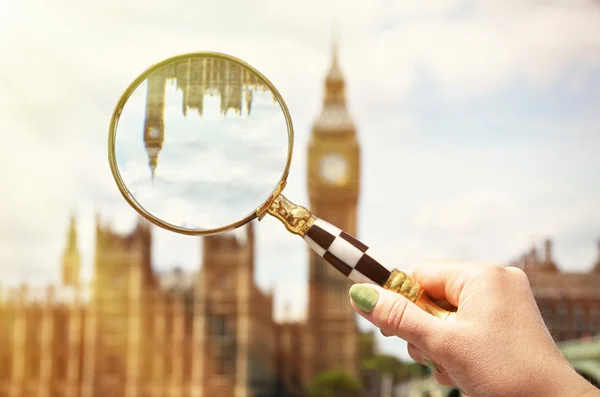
433, 371, 456, 387
349, 283, 447, 351
406, 260, 499, 307
406, 343, 422, 363
432, 297, 456, 311
408, 343, 450, 377
425, 358, 448, 375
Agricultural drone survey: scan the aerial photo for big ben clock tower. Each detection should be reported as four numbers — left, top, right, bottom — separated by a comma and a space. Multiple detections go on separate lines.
143, 71, 166, 182
303, 39, 360, 387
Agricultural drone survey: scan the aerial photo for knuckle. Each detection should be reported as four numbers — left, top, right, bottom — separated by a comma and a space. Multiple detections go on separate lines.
479, 264, 532, 294
383, 296, 410, 332
484, 262, 506, 275
507, 265, 528, 281
479, 263, 509, 283
506, 266, 532, 290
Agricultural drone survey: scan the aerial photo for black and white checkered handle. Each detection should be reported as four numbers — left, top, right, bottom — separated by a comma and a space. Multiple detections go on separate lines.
304, 218, 392, 287
303, 217, 454, 319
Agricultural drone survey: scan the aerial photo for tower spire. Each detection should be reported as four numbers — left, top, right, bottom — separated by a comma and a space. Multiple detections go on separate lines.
63, 211, 81, 286
594, 239, 600, 272
66, 210, 78, 251
331, 23, 340, 71
324, 33, 344, 97
311, 31, 355, 135
143, 72, 166, 182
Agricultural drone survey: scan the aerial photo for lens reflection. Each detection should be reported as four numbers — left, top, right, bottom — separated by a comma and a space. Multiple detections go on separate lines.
113, 55, 289, 231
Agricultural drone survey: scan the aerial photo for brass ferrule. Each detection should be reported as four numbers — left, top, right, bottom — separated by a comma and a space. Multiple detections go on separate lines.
265, 194, 315, 237
383, 268, 454, 320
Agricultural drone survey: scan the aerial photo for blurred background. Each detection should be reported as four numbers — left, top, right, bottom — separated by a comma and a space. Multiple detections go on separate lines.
1, 1, 600, 396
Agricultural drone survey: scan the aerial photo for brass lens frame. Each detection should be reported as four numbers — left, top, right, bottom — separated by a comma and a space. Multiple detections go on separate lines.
107, 51, 294, 236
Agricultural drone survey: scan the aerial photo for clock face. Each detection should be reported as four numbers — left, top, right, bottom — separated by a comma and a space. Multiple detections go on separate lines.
148, 127, 161, 139
319, 153, 349, 186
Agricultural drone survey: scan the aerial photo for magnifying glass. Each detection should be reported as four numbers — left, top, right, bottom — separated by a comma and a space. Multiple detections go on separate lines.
107, 51, 452, 320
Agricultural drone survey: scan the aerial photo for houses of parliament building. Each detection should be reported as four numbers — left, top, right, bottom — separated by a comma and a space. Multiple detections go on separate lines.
0, 46, 361, 397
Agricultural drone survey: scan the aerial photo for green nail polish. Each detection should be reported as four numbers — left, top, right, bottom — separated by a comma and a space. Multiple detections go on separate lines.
423, 359, 438, 373
349, 284, 379, 313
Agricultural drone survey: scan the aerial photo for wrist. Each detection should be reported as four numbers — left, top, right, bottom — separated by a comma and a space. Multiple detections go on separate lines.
540, 360, 599, 397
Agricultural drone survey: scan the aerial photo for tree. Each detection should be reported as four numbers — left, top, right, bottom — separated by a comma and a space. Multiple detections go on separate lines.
362, 354, 422, 382
308, 369, 363, 397
359, 330, 377, 360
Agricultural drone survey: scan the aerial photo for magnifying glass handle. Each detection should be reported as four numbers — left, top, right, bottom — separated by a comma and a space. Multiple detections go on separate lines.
265, 195, 454, 320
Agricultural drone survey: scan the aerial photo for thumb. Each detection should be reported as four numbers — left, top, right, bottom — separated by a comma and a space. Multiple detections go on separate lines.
349, 283, 446, 351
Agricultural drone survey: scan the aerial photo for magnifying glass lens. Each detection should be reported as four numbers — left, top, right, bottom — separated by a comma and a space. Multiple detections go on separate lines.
111, 55, 290, 233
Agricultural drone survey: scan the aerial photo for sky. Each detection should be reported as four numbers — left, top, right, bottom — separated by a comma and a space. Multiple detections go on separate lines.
1, 0, 600, 361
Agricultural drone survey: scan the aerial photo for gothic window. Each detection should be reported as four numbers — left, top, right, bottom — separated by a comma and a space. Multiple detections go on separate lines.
573, 304, 585, 332
327, 290, 342, 316
211, 316, 226, 336
590, 304, 600, 332
0, 357, 9, 381
326, 334, 341, 361
106, 356, 120, 374
219, 275, 233, 290
209, 314, 236, 377
556, 302, 568, 330
282, 332, 291, 352
538, 302, 553, 326
110, 272, 125, 290
55, 356, 66, 379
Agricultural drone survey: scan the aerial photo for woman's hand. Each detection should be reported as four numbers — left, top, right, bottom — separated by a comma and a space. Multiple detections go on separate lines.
348, 260, 599, 397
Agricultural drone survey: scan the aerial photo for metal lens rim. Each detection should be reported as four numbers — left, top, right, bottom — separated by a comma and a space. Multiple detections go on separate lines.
107, 51, 294, 236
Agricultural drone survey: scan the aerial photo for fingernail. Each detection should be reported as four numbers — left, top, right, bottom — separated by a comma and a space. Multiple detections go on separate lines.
423, 359, 440, 373
349, 284, 379, 313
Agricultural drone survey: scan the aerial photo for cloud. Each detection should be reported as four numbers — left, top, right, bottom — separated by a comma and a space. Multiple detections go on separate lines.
369, 0, 600, 98
358, 136, 600, 272
115, 86, 288, 228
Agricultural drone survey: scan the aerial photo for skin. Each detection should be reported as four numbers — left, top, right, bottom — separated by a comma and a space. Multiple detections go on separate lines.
349, 260, 600, 397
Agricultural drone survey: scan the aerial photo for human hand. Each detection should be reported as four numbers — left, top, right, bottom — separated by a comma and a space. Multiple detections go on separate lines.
348, 260, 599, 397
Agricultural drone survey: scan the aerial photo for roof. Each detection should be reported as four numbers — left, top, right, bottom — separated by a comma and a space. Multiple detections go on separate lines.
526, 271, 600, 300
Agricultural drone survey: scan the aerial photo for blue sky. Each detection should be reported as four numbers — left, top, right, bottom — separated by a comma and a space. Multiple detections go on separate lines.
1, 0, 600, 361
